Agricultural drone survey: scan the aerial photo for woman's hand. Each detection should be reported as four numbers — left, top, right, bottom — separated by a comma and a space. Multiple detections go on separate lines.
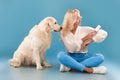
81, 41, 88, 49
82, 30, 97, 42
81, 30, 96, 50
81, 38, 94, 49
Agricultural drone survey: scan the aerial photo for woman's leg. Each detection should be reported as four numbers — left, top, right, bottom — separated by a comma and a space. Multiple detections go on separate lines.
57, 52, 106, 73
80, 53, 105, 73
57, 51, 85, 71
80, 53, 104, 67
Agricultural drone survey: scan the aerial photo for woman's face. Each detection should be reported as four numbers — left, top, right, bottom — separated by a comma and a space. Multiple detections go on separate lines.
72, 12, 81, 30
76, 12, 81, 26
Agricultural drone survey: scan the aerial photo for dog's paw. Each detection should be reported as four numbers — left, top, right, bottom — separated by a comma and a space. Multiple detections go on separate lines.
44, 63, 51, 68
37, 66, 43, 70
43, 62, 51, 68
9, 59, 21, 68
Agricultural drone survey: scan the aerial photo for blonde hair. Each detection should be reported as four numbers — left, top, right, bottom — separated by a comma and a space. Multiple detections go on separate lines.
61, 9, 81, 37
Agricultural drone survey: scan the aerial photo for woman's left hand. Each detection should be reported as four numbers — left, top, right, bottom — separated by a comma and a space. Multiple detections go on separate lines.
81, 40, 88, 49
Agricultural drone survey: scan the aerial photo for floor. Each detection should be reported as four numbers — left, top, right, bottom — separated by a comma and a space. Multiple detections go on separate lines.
0, 58, 120, 80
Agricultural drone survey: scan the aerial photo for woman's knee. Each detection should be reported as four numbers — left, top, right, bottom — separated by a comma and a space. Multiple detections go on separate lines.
95, 53, 104, 62
57, 51, 67, 62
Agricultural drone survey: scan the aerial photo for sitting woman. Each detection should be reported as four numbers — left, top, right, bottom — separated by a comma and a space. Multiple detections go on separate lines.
57, 9, 108, 74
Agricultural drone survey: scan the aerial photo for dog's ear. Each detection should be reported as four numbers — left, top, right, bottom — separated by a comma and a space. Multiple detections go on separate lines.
46, 18, 54, 27
45, 23, 51, 32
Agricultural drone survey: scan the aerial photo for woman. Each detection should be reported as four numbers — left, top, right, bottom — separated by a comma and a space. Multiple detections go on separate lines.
57, 9, 108, 74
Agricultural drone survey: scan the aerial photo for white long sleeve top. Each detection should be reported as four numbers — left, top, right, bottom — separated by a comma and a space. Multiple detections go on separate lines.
61, 26, 108, 53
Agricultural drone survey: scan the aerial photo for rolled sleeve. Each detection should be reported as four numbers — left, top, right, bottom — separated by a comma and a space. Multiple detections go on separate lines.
92, 29, 108, 43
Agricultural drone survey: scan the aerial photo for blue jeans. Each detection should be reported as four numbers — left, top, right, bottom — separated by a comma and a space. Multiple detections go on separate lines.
57, 51, 104, 71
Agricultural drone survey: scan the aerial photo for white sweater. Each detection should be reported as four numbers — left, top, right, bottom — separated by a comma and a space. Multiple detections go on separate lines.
61, 26, 108, 53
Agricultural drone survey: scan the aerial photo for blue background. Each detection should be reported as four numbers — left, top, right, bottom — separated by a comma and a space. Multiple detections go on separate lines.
0, 0, 120, 80
0, 0, 120, 63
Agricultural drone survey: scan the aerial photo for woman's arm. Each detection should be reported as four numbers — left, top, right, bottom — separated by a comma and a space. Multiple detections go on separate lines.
81, 29, 108, 49
92, 29, 108, 43
81, 30, 96, 49
82, 30, 97, 42
81, 38, 94, 49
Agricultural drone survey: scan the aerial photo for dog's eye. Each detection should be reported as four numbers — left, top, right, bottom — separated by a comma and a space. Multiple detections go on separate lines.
54, 22, 57, 24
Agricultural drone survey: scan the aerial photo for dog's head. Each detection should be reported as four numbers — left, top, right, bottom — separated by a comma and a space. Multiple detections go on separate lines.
42, 17, 62, 32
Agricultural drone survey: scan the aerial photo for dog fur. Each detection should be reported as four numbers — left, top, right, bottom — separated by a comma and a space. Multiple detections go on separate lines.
9, 17, 61, 70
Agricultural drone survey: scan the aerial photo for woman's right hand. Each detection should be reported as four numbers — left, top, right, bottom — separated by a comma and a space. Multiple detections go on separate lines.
82, 30, 97, 42
89, 30, 97, 37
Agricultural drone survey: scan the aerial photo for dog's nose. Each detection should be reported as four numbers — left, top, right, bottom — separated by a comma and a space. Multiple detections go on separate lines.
60, 27, 62, 30
54, 27, 62, 32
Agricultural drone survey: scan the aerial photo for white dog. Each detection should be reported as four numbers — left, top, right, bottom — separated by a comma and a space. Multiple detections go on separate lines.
9, 17, 62, 70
